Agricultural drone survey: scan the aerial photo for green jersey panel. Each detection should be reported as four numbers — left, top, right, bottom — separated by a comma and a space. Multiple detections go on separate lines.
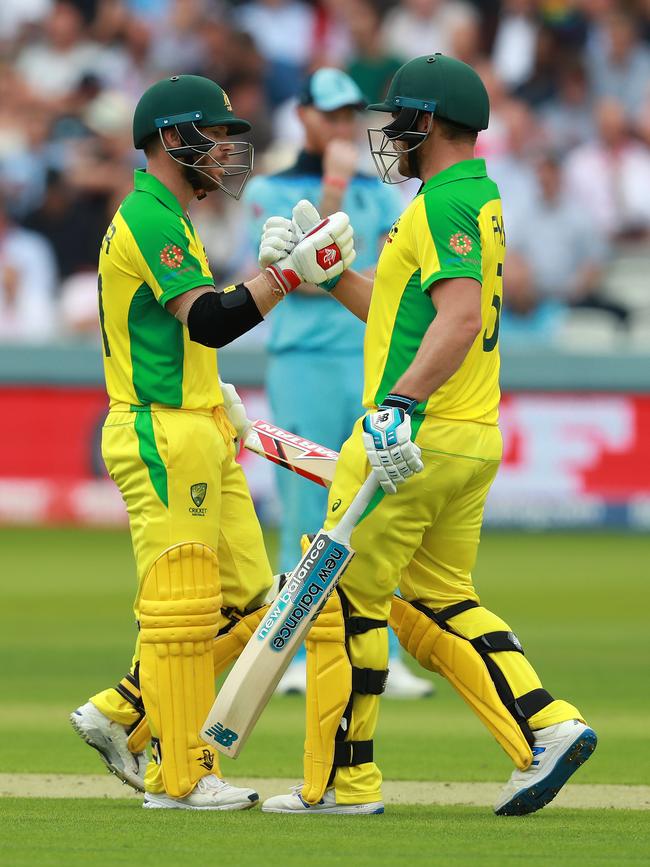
98, 170, 221, 410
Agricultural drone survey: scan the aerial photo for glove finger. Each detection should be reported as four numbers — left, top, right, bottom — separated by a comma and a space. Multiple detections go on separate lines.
292, 199, 321, 234
263, 216, 292, 231
336, 225, 354, 246
267, 234, 293, 250
343, 248, 356, 269
374, 468, 397, 495
338, 239, 355, 260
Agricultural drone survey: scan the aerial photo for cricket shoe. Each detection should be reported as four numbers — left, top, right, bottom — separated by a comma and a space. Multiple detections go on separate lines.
70, 701, 146, 792
383, 657, 435, 699
143, 775, 259, 810
262, 785, 384, 814
495, 719, 597, 816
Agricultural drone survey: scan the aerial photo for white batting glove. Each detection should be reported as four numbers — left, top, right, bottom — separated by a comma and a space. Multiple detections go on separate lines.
219, 377, 251, 449
361, 394, 424, 495
265, 211, 355, 295
258, 200, 322, 269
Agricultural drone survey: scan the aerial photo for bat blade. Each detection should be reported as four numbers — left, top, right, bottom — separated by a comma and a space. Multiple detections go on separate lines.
201, 529, 354, 757
243, 420, 338, 487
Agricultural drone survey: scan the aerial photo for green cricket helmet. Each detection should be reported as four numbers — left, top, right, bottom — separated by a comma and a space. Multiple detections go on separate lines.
367, 54, 489, 184
133, 75, 254, 200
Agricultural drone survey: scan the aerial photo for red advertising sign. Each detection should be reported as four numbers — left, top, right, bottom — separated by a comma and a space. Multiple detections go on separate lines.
0, 387, 649, 528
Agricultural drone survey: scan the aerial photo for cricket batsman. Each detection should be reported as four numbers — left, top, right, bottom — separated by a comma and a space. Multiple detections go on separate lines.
244, 67, 432, 699
69, 74, 355, 810
259, 55, 597, 816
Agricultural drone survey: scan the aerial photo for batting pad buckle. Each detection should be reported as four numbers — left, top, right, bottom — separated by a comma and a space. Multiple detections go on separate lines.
333, 739, 374, 768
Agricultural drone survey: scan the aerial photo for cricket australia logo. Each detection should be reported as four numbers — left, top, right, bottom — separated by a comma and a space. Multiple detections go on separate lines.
189, 482, 208, 516
160, 243, 184, 268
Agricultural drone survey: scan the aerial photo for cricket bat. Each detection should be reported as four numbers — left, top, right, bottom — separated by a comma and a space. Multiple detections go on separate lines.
201, 472, 379, 758
242, 420, 338, 487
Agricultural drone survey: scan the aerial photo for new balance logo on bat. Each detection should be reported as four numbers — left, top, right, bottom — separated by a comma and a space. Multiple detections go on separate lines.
204, 723, 239, 748
257, 536, 347, 651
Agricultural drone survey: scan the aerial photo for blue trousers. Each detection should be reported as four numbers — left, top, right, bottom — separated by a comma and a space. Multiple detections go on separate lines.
267, 350, 399, 660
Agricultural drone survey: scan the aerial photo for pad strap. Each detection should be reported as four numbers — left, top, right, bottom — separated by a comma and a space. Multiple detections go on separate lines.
333, 739, 374, 767
470, 631, 524, 654
352, 666, 388, 695
413, 599, 553, 746
346, 616, 388, 636
115, 662, 145, 717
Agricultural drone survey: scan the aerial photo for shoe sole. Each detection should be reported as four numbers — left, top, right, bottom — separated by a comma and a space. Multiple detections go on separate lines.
496, 728, 598, 816
69, 713, 145, 793
143, 796, 258, 811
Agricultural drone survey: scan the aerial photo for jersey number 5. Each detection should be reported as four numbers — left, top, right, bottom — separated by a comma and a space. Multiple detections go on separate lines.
483, 261, 503, 353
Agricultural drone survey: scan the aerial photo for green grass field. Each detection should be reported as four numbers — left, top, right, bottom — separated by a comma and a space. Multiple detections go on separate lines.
1, 527, 649, 866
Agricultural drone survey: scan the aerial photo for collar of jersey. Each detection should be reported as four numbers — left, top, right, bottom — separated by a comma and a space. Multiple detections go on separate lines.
419, 158, 487, 194
133, 169, 184, 217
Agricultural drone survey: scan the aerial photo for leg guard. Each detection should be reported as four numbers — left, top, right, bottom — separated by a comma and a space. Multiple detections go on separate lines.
390, 597, 540, 770
139, 542, 223, 798
302, 590, 388, 805
213, 603, 269, 677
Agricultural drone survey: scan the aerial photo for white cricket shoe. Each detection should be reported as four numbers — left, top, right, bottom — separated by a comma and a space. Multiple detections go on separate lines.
262, 785, 384, 815
70, 701, 146, 792
495, 719, 597, 816
143, 774, 259, 810
384, 657, 435, 699
275, 659, 307, 695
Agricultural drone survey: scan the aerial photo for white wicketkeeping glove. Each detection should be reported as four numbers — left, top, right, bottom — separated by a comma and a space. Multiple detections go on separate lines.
361, 394, 424, 495
265, 211, 355, 295
219, 377, 251, 450
258, 200, 322, 269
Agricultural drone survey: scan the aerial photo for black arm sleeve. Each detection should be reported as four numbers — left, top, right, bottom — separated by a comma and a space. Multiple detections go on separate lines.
187, 284, 263, 348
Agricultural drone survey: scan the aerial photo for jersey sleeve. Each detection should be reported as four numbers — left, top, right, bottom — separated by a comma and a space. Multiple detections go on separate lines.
412, 190, 483, 293
125, 203, 214, 307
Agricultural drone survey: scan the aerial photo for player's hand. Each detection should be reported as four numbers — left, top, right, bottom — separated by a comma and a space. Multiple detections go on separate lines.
361, 394, 423, 494
219, 377, 251, 450
258, 200, 322, 269
265, 212, 356, 295
323, 139, 359, 186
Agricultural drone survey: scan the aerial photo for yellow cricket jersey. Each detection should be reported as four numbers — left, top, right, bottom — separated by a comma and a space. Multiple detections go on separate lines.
98, 169, 223, 410
363, 158, 505, 427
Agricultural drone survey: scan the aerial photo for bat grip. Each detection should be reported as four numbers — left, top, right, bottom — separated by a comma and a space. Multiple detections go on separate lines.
328, 473, 379, 547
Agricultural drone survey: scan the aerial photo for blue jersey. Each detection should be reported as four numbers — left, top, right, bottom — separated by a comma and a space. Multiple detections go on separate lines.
243, 151, 402, 354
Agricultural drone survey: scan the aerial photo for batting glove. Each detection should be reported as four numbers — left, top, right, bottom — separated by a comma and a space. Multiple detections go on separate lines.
258, 200, 322, 269
219, 377, 251, 450
362, 394, 424, 495
265, 212, 355, 295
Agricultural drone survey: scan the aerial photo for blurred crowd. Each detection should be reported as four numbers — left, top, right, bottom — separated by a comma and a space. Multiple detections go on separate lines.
1, 0, 650, 349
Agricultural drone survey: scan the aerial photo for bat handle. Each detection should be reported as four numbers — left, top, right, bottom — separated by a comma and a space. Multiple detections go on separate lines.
329, 473, 379, 547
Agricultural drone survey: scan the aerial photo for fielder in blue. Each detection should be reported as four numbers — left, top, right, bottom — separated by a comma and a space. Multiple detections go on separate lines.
244, 68, 433, 697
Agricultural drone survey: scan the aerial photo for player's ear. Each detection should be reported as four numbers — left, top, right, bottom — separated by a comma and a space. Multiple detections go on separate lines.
161, 127, 182, 149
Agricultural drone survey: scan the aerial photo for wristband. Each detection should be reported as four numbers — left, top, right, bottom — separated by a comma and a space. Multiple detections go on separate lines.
381, 393, 419, 416
320, 273, 342, 292
323, 175, 349, 191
